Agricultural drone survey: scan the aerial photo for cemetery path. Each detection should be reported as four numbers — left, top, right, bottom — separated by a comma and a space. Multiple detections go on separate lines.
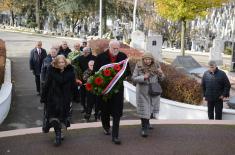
0, 124, 235, 155
0, 30, 138, 131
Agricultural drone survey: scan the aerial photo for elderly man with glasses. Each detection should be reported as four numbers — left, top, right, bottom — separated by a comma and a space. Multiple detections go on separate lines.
94, 40, 131, 145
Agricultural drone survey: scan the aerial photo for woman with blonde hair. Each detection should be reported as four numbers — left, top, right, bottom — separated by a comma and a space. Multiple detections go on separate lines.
41, 55, 76, 146
132, 52, 165, 137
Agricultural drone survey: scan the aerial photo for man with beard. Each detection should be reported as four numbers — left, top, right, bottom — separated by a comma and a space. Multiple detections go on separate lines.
94, 40, 131, 145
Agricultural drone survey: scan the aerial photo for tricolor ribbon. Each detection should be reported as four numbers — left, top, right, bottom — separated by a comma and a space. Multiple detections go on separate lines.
99, 58, 129, 95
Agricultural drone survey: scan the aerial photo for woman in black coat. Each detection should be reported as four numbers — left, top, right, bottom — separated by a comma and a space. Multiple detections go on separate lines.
41, 55, 76, 146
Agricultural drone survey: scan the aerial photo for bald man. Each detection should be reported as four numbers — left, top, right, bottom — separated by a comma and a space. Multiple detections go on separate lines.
94, 40, 131, 145
29, 41, 47, 95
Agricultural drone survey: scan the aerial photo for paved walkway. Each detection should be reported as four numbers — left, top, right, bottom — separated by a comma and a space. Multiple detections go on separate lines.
0, 31, 138, 131
0, 120, 235, 155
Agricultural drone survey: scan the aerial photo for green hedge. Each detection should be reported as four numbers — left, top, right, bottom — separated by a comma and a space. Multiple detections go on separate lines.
129, 58, 203, 105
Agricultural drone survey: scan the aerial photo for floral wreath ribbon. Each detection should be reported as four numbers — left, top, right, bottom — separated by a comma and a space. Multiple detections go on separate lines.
99, 58, 129, 95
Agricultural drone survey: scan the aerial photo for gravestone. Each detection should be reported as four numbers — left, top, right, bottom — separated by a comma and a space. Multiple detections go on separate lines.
209, 38, 224, 65
171, 56, 202, 73
130, 30, 145, 50
230, 42, 235, 71
145, 35, 162, 62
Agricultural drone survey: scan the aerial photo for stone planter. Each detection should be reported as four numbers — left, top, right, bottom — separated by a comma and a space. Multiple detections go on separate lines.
0, 59, 12, 124
123, 81, 235, 120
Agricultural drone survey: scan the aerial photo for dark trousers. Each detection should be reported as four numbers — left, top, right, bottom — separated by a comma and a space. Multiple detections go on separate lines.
35, 75, 40, 93
86, 92, 99, 117
101, 111, 120, 138
100, 100, 121, 138
207, 100, 223, 120
80, 85, 87, 111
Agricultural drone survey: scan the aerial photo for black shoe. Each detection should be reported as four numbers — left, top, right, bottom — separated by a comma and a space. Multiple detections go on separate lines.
103, 128, 111, 135
141, 129, 148, 137
112, 137, 121, 145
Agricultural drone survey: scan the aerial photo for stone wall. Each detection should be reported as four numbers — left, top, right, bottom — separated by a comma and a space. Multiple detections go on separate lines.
0, 39, 6, 84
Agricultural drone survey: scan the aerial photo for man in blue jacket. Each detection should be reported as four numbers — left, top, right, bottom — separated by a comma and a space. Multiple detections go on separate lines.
202, 60, 231, 120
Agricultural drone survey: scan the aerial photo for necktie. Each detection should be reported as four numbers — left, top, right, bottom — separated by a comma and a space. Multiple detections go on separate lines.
38, 49, 41, 59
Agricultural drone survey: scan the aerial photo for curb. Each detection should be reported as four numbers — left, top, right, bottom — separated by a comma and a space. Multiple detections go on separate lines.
0, 28, 82, 41
0, 119, 235, 138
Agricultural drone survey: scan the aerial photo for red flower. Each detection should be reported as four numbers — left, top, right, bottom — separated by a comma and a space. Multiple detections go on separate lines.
114, 64, 121, 72
103, 69, 111, 77
94, 77, 104, 86
85, 83, 92, 91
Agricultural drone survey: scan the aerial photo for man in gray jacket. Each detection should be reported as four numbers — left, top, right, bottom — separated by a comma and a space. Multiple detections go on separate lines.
202, 60, 231, 120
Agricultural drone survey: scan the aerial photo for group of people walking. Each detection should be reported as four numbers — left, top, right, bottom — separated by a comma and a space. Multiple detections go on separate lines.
29, 39, 231, 147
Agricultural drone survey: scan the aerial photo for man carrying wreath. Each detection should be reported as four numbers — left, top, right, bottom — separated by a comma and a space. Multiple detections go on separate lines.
94, 40, 131, 145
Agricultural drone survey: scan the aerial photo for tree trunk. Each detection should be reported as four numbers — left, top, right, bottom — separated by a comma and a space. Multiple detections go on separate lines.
10, 10, 14, 26
181, 20, 186, 56
36, 0, 43, 30
102, 0, 107, 34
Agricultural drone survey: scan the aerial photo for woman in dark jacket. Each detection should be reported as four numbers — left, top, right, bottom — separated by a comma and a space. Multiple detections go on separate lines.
41, 55, 76, 146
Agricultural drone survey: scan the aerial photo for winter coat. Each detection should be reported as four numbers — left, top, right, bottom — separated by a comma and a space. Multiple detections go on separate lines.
72, 53, 96, 81
40, 55, 53, 83
41, 64, 76, 127
132, 62, 164, 119
94, 50, 131, 117
58, 47, 72, 58
29, 48, 47, 75
202, 68, 231, 101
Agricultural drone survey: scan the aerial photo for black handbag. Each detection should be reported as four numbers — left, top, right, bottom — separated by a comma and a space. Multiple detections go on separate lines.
42, 104, 50, 133
148, 82, 162, 96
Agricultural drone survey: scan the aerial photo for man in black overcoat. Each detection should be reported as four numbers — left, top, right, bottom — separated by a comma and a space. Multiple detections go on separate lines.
72, 47, 96, 113
94, 40, 131, 144
58, 41, 72, 58
29, 41, 47, 95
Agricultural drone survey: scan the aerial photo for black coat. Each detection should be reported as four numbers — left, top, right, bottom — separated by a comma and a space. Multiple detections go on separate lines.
202, 68, 231, 101
40, 55, 53, 83
58, 47, 72, 58
73, 53, 96, 81
94, 50, 131, 117
29, 48, 47, 75
41, 65, 76, 126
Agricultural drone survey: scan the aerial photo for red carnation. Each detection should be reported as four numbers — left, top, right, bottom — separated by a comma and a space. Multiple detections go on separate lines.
85, 83, 92, 91
103, 69, 111, 77
114, 64, 121, 72
94, 77, 104, 86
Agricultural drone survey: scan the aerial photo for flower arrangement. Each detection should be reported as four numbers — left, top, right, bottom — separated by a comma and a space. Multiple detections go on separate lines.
85, 59, 129, 100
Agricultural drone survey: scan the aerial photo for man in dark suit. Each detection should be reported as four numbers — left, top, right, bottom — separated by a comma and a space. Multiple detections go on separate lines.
29, 41, 47, 95
94, 40, 131, 145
